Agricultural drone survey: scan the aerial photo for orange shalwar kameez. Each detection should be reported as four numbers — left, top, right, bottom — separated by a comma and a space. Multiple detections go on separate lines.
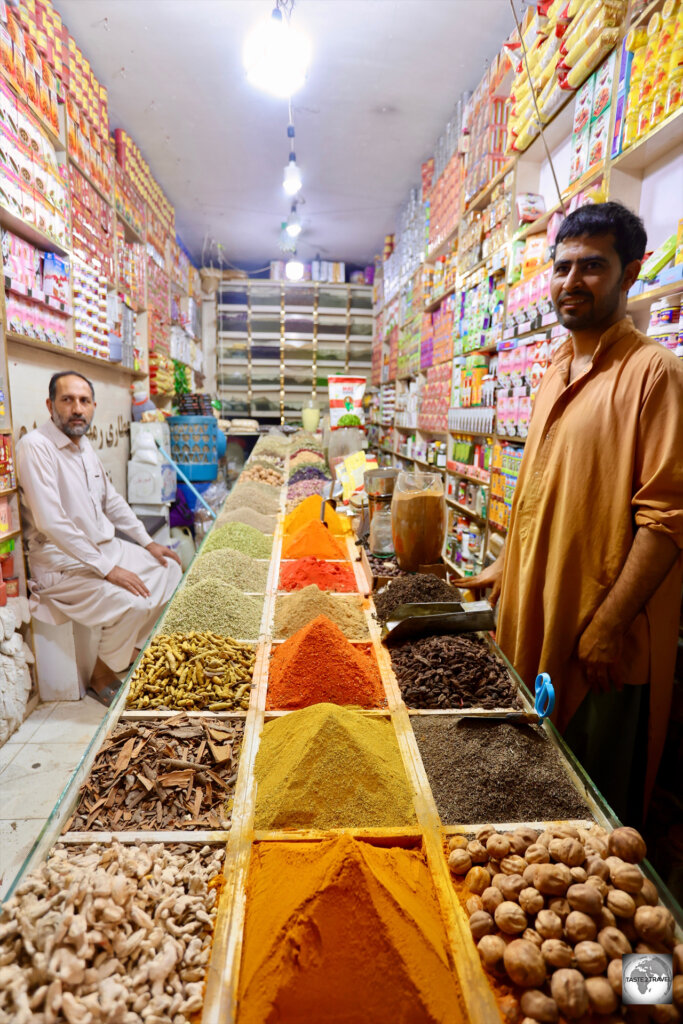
497, 317, 683, 806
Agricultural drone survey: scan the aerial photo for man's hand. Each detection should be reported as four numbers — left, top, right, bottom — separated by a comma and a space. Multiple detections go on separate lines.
106, 565, 151, 598
455, 553, 505, 607
146, 542, 182, 567
576, 615, 624, 693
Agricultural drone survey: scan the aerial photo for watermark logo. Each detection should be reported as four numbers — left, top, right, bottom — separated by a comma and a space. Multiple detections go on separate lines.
622, 953, 673, 1005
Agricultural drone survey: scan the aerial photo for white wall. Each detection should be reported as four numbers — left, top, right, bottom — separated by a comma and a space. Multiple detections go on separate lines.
8, 343, 133, 496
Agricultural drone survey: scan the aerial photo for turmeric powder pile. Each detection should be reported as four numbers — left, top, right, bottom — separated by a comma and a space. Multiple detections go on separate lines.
127, 631, 255, 710
237, 834, 467, 1023
283, 494, 351, 537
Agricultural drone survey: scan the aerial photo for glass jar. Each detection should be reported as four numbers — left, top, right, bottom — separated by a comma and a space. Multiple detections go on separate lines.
391, 470, 446, 571
328, 426, 364, 482
369, 500, 394, 557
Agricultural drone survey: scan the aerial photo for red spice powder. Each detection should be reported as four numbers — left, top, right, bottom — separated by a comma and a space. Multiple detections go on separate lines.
280, 557, 358, 593
281, 520, 347, 560
266, 615, 385, 710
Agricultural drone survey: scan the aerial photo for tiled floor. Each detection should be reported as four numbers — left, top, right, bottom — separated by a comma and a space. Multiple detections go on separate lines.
0, 697, 106, 897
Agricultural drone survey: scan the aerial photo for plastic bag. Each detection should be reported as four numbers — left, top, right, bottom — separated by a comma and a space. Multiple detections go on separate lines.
328, 376, 366, 429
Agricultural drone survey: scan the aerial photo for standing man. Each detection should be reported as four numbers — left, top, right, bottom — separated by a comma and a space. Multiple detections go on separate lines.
467, 203, 683, 823
17, 371, 182, 705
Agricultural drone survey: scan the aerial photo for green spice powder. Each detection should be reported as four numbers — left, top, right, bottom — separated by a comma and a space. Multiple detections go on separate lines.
161, 578, 264, 639
202, 522, 273, 559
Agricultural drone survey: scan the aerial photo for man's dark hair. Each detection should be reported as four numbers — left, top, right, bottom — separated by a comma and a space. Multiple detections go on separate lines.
554, 201, 647, 269
48, 371, 95, 402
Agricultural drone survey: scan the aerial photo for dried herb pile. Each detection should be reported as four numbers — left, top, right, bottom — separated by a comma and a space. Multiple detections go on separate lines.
187, 548, 269, 592
412, 718, 592, 823
67, 714, 244, 830
202, 522, 273, 559
373, 573, 463, 625
161, 579, 264, 639
389, 634, 518, 709
127, 631, 255, 710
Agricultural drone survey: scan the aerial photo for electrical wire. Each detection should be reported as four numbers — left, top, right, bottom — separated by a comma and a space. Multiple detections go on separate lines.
508, 0, 567, 216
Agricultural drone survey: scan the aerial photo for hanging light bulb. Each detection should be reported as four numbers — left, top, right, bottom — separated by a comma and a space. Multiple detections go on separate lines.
285, 255, 305, 281
243, 6, 311, 99
283, 152, 302, 196
286, 202, 302, 238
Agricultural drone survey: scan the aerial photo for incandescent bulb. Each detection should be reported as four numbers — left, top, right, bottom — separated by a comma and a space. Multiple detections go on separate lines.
243, 8, 311, 99
283, 153, 302, 196
285, 257, 305, 282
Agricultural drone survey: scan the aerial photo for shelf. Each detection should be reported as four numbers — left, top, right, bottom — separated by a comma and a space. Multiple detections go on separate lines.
0, 68, 65, 152
4, 275, 72, 316
446, 497, 487, 526
0, 527, 22, 542
426, 226, 459, 262
68, 151, 113, 206
423, 283, 456, 313
411, 456, 445, 473
116, 210, 145, 246
516, 163, 607, 241
7, 332, 147, 379
0, 485, 17, 498
0, 205, 70, 257
628, 283, 683, 311
611, 108, 682, 174
446, 467, 491, 487
466, 159, 515, 212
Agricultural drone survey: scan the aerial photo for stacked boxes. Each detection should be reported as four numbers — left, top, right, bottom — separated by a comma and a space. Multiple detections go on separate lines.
417, 362, 450, 433
72, 256, 108, 358
426, 152, 463, 255
69, 163, 114, 280
569, 52, 616, 183
432, 294, 455, 365
114, 128, 174, 235
464, 84, 509, 201
115, 223, 145, 310
147, 253, 170, 354
1, 4, 59, 136
114, 162, 145, 240
3, 227, 70, 344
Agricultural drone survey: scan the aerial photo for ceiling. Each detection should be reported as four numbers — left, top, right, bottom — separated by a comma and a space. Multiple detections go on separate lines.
54, 0, 515, 269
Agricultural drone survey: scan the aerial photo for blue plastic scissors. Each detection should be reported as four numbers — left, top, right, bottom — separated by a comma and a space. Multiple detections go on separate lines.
534, 673, 555, 721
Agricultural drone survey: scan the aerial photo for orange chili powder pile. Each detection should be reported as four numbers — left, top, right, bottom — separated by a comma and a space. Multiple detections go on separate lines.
279, 557, 358, 592
237, 834, 466, 1024
283, 494, 351, 537
266, 614, 384, 709
281, 519, 347, 560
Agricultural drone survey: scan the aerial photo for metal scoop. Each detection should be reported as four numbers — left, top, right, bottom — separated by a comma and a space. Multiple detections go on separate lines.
383, 600, 495, 644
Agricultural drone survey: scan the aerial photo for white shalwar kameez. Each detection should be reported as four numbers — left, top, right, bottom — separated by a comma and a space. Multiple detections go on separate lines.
16, 420, 181, 672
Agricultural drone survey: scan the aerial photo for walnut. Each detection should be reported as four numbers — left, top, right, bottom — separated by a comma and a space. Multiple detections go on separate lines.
634, 905, 676, 948
550, 968, 589, 1019
478, 933, 506, 972
564, 910, 597, 943
541, 938, 574, 969
523, 864, 538, 887
448, 848, 473, 875
606, 889, 636, 918
585, 856, 610, 881
673, 975, 683, 1011
584, 835, 609, 859
609, 861, 644, 894
503, 938, 547, 988
481, 886, 504, 915
595, 905, 617, 930
585, 975, 618, 1014
573, 940, 607, 976
520, 989, 559, 1023
549, 838, 585, 867
506, 832, 529, 856
547, 897, 571, 921
566, 883, 603, 915
641, 877, 659, 906
487, 834, 511, 860
476, 824, 496, 843
465, 895, 484, 917
501, 855, 528, 876
597, 926, 632, 959
519, 887, 544, 915
465, 866, 490, 895
532, 863, 572, 896
585, 874, 609, 899
495, 901, 528, 935
674, 943, 683, 974
448, 835, 468, 851
469, 910, 495, 941
525, 843, 550, 865
535, 909, 563, 940
523, 928, 544, 948
569, 866, 587, 883
513, 827, 540, 850
608, 827, 646, 864
466, 840, 489, 864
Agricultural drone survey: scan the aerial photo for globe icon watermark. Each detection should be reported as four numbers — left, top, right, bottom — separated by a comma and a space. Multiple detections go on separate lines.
622, 953, 673, 1005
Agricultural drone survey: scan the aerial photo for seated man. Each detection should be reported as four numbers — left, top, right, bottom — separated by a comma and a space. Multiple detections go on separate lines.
17, 371, 182, 704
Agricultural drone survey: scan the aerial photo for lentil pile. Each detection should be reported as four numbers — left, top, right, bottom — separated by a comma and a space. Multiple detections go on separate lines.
282, 520, 347, 560
68, 714, 243, 830
187, 548, 269, 592
280, 556, 358, 593
390, 634, 519, 709
215, 506, 278, 533
266, 614, 383, 710
253, 703, 416, 829
127, 631, 255, 710
0, 842, 224, 1024
238, 835, 466, 1024
161, 580, 264, 639
274, 584, 369, 640
201, 521, 273, 559
412, 718, 592, 823
373, 572, 463, 625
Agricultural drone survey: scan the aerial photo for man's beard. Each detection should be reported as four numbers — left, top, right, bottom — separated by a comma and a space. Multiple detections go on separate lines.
553, 278, 623, 331
53, 412, 91, 437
